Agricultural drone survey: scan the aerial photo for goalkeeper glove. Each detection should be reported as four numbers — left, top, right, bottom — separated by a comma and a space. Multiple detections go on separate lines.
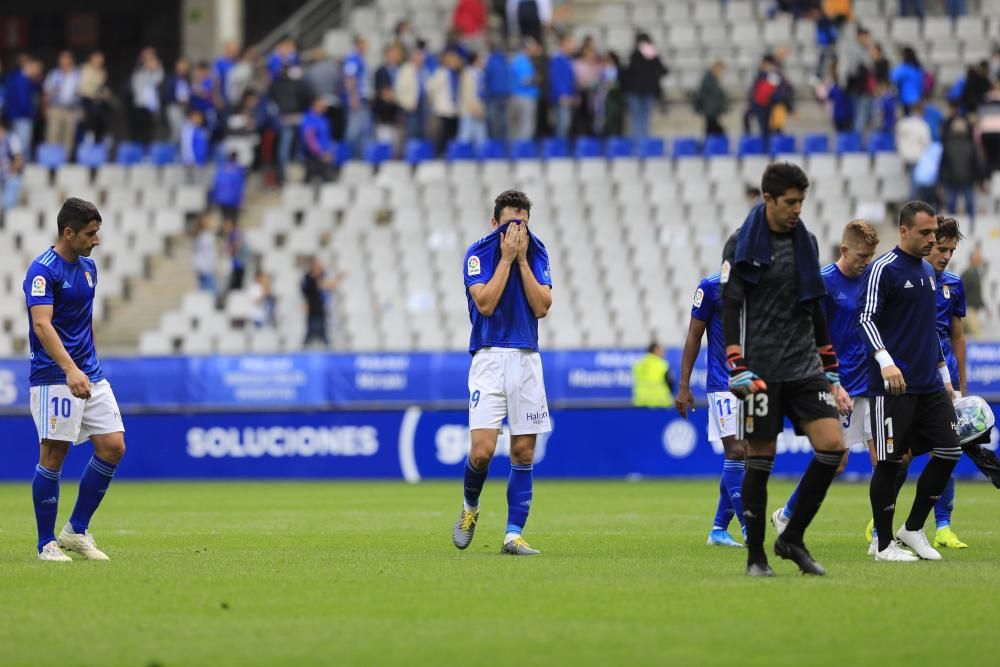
727, 351, 767, 398
818, 344, 840, 387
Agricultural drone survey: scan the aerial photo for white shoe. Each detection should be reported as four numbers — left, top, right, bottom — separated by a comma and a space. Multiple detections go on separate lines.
770, 508, 789, 536
38, 540, 72, 562
867, 538, 878, 557
57, 523, 109, 561
875, 541, 919, 562
896, 526, 941, 561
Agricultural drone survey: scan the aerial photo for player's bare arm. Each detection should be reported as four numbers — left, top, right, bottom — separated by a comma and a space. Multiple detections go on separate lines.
468, 226, 519, 316
952, 314, 968, 395
30, 304, 91, 399
676, 316, 708, 418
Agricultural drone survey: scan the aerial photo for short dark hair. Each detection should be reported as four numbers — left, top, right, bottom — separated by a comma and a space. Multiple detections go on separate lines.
899, 200, 936, 227
493, 190, 532, 221
57, 198, 102, 235
760, 162, 809, 199
646, 341, 661, 354
935, 216, 965, 242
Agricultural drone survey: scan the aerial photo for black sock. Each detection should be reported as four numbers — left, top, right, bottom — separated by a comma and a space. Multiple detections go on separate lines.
870, 461, 901, 551
742, 455, 774, 562
894, 462, 909, 497
781, 450, 842, 545
905, 453, 960, 531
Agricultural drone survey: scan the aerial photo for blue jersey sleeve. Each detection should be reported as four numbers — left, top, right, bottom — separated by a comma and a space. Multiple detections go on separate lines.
953, 279, 966, 318
464, 245, 494, 289
531, 243, 552, 287
859, 261, 890, 354
691, 278, 716, 323
24, 263, 55, 308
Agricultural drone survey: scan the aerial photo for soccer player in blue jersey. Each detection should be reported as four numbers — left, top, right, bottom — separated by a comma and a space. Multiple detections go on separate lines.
452, 190, 552, 556
24, 198, 125, 561
860, 201, 962, 562
677, 273, 747, 548
926, 216, 969, 549
771, 220, 879, 536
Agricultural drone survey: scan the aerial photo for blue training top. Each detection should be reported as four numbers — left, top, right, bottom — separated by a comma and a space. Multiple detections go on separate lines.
23, 248, 104, 387
464, 225, 552, 353
690, 273, 728, 394
820, 263, 868, 397
935, 270, 966, 386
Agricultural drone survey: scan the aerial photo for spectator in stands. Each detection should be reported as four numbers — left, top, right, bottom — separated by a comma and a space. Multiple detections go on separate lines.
922, 94, 944, 141
179, 109, 210, 168
394, 19, 418, 54
875, 77, 897, 132
270, 64, 310, 185
0, 119, 24, 212
305, 47, 342, 139
224, 218, 250, 291
131, 48, 164, 145
945, 0, 967, 19
991, 48, 1000, 82
573, 37, 602, 136
79, 51, 110, 145
396, 43, 431, 142
483, 43, 510, 142
631, 342, 675, 408
428, 49, 463, 155
342, 35, 370, 158
192, 213, 218, 294
452, 0, 488, 51
912, 139, 942, 209
458, 50, 488, 146
301, 96, 335, 183
745, 54, 783, 142
821, 61, 853, 132
975, 80, 1000, 174
211, 152, 246, 224
214, 41, 240, 109
811, 7, 840, 80
624, 32, 668, 148
509, 38, 540, 141
301, 256, 344, 348
823, 0, 853, 21
226, 46, 257, 113
695, 61, 728, 137
843, 26, 875, 133
549, 33, 576, 140
4, 54, 39, 153
890, 46, 924, 114
596, 52, 624, 137
268, 37, 301, 80
163, 57, 192, 144
189, 60, 219, 137
961, 61, 991, 116
373, 43, 403, 149
250, 270, 277, 329
938, 100, 981, 226
961, 246, 987, 338
898, 0, 925, 19
223, 91, 260, 169
508, 0, 551, 43
896, 102, 932, 195
43, 51, 81, 157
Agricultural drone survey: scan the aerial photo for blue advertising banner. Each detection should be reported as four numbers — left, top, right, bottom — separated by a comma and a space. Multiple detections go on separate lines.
1, 407, 996, 481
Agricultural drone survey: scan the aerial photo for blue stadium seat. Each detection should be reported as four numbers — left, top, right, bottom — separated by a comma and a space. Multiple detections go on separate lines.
478, 139, 507, 160
541, 137, 568, 159
574, 136, 603, 159
36, 143, 67, 169
836, 131, 864, 154
333, 142, 353, 165
638, 137, 666, 158
364, 141, 394, 165
404, 139, 434, 165
116, 142, 145, 165
672, 136, 700, 159
149, 142, 177, 165
868, 131, 896, 153
769, 134, 796, 155
76, 142, 108, 168
703, 134, 729, 157
605, 137, 634, 158
511, 139, 539, 159
446, 141, 476, 161
803, 134, 830, 154
738, 135, 766, 156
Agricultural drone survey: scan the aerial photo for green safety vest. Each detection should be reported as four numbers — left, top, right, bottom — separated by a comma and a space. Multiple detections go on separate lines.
632, 354, 674, 408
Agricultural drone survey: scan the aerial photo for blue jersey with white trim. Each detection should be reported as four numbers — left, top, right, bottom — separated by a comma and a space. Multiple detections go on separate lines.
858, 247, 945, 395
935, 270, 966, 386
23, 248, 104, 387
820, 263, 868, 397
690, 273, 728, 393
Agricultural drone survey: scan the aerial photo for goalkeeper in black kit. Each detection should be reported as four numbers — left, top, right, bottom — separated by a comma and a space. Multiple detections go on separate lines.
721, 163, 851, 577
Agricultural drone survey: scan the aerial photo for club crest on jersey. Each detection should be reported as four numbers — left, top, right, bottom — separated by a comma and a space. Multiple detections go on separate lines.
31, 276, 46, 296
720, 260, 731, 284
693, 288, 704, 308
49, 415, 57, 432
942, 284, 950, 299
85, 271, 94, 288
467, 255, 481, 276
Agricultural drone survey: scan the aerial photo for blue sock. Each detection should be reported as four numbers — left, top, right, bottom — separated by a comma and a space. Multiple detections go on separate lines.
783, 478, 803, 520
505, 463, 533, 537
463, 456, 489, 509
712, 477, 734, 530
33, 464, 61, 552
722, 459, 746, 530
934, 475, 956, 530
68, 456, 117, 535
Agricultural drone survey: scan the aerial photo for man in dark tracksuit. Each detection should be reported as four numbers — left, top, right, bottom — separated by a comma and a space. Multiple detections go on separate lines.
859, 200, 962, 562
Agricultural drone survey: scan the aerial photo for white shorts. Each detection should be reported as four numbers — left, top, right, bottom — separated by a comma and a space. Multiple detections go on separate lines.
30, 379, 125, 444
469, 347, 551, 435
842, 396, 872, 448
707, 391, 741, 442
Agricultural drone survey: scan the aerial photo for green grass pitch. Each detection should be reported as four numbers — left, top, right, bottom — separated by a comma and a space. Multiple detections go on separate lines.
0, 479, 997, 666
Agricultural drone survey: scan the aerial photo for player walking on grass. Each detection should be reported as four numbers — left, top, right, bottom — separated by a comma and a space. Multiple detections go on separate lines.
860, 201, 962, 562
453, 190, 553, 556
721, 163, 847, 577
772, 221, 879, 537
24, 198, 125, 561
676, 272, 748, 548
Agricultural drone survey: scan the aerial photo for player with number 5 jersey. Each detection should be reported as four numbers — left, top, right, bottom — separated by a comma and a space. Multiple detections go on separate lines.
23, 198, 126, 562
453, 190, 552, 556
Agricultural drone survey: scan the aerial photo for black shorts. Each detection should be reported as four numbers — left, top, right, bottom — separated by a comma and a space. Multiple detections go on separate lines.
869, 391, 960, 462
737, 375, 840, 441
